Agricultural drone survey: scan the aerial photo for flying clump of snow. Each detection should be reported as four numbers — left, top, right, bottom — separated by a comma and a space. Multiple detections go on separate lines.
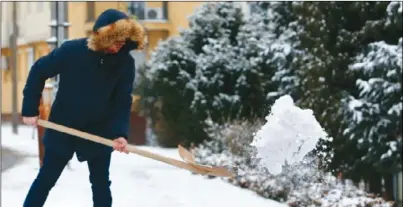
250, 95, 328, 175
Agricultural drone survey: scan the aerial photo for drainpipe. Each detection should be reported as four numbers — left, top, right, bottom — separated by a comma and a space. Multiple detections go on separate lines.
10, 2, 19, 134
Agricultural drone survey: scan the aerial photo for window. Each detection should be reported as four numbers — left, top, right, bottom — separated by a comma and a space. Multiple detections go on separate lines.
128, 2, 145, 20
86, 2, 95, 21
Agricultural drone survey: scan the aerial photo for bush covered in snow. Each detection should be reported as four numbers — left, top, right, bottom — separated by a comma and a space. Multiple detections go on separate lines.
192, 120, 394, 207
291, 1, 402, 186
138, 2, 295, 147
343, 37, 402, 174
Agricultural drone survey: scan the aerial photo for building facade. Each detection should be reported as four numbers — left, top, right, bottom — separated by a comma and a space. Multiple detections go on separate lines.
1, 2, 52, 117
67, 2, 204, 67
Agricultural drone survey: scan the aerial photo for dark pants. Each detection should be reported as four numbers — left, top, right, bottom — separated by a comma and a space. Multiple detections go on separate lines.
23, 148, 112, 207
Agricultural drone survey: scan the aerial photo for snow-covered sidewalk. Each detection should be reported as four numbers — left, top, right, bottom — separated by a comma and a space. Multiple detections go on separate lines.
1, 124, 287, 207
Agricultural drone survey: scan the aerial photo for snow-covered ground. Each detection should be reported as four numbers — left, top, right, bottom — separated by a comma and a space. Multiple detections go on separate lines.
1, 124, 287, 207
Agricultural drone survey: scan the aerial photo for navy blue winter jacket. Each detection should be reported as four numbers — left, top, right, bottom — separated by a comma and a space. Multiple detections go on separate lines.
21, 9, 146, 161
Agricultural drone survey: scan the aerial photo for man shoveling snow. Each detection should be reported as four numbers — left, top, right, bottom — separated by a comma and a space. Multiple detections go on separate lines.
21, 9, 146, 207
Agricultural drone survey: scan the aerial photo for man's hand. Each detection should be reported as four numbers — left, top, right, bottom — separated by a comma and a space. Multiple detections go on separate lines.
113, 137, 129, 154
23, 116, 38, 126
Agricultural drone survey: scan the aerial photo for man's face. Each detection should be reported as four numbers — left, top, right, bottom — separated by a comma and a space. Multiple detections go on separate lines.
106, 40, 126, 53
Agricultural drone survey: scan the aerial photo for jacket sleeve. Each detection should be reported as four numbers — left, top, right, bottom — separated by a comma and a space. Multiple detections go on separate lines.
21, 42, 68, 117
109, 57, 135, 140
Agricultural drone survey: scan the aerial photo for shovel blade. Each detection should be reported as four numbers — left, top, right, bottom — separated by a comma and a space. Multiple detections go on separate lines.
178, 145, 196, 163
177, 145, 234, 178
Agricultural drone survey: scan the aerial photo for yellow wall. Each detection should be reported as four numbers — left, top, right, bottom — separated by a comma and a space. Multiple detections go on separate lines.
166, 2, 203, 37
68, 2, 87, 39
1, 42, 50, 114
147, 30, 169, 57
141, 2, 203, 51
67, 1, 204, 53
68, 2, 127, 40
146, 2, 163, 8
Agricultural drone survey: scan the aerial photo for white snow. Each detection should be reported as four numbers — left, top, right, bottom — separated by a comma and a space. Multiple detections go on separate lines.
46, 37, 57, 44
250, 95, 328, 175
1, 124, 287, 207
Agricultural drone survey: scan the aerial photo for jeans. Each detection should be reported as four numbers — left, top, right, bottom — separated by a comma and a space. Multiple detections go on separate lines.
23, 148, 112, 207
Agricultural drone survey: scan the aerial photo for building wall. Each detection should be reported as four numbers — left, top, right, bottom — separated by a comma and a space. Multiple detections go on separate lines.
166, 2, 203, 37
18, 2, 51, 44
67, 2, 87, 39
1, 2, 51, 115
1, 42, 50, 115
68, 2, 127, 40
67, 2, 204, 52
146, 30, 169, 56
1, 2, 51, 47
1, 2, 11, 47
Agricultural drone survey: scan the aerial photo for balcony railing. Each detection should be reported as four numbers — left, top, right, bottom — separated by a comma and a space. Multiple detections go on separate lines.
128, 2, 168, 22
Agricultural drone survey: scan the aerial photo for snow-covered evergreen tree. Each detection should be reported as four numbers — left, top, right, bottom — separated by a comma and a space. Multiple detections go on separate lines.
233, 2, 301, 119
144, 37, 207, 147
191, 38, 244, 122
292, 2, 395, 179
262, 2, 303, 102
181, 2, 244, 54
345, 38, 402, 174
142, 2, 302, 146
344, 1, 402, 175
143, 2, 247, 146
235, 22, 277, 118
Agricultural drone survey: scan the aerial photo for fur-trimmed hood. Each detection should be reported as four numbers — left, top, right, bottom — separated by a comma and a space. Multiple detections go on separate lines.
87, 9, 147, 52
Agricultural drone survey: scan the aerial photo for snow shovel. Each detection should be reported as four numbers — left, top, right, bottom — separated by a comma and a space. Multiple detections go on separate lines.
177, 145, 234, 177
37, 119, 234, 178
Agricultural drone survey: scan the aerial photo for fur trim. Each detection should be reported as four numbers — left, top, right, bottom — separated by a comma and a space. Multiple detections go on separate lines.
87, 18, 147, 51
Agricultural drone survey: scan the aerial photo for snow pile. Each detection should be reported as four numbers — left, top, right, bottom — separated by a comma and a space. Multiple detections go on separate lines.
250, 95, 328, 175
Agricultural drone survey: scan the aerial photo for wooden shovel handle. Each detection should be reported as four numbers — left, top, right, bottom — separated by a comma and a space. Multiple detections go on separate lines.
37, 119, 207, 174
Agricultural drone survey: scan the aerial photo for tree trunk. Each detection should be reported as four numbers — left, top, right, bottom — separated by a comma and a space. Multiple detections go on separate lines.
383, 174, 395, 201
368, 171, 382, 196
